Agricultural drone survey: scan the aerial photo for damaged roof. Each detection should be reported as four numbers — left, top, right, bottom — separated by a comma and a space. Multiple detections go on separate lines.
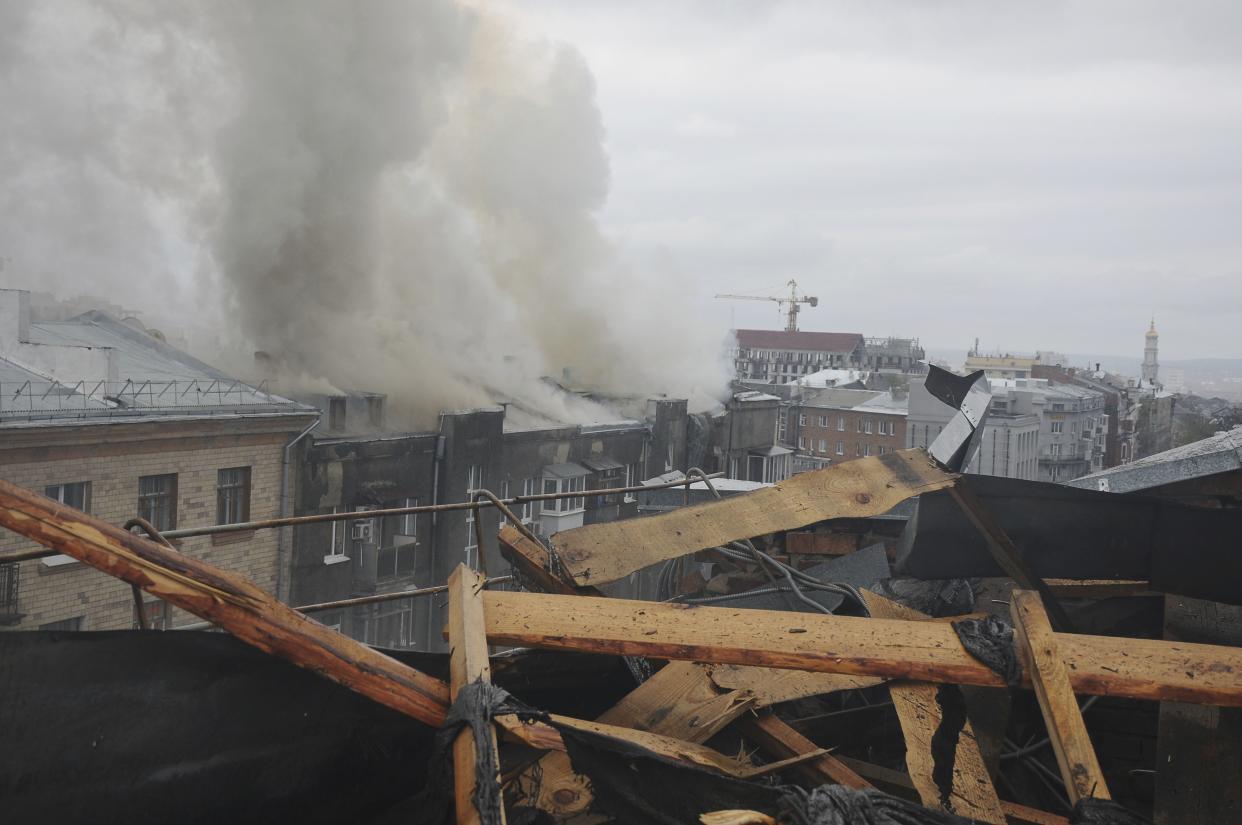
1067, 426, 1242, 493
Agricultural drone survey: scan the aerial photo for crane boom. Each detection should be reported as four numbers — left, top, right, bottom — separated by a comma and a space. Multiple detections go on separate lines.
715, 279, 819, 332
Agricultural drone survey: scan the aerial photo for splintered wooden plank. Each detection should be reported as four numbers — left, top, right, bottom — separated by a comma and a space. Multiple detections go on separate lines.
738, 712, 871, 789
0, 477, 451, 727
1010, 590, 1110, 804
519, 661, 755, 819
550, 449, 956, 587
448, 565, 505, 825
707, 664, 883, 707
481, 589, 1242, 707
862, 591, 1006, 824
498, 525, 588, 596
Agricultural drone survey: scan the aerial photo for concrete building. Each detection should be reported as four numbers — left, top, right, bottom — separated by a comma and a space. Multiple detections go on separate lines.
995, 379, 1108, 482
1033, 363, 1174, 467
906, 377, 1041, 480
963, 350, 1040, 380
290, 389, 788, 650
782, 387, 907, 470
731, 329, 865, 383
706, 391, 792, 483
861, 337, 927, 375
291, 403, 654, 649
0, 289, 318, 630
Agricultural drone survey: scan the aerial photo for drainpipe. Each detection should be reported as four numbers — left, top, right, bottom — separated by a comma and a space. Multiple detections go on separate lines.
277, 415, 321, 603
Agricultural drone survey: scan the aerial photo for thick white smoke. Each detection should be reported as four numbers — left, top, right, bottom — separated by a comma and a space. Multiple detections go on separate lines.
0, 1, 731, 427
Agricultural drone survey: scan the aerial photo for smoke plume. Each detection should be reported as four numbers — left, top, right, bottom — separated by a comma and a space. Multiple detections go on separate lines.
0, 0, 730, 427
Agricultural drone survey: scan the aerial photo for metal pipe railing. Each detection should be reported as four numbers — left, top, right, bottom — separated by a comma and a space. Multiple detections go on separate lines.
0, 471, 726, 565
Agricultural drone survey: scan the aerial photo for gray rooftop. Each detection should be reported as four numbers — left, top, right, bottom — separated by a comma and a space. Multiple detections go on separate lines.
2, 310, 314, 424
1066, 427, 1242, 493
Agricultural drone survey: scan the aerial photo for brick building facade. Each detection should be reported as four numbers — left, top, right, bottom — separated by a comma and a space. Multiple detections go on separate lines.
783, 388, 907, 467
0, 417, 314, 630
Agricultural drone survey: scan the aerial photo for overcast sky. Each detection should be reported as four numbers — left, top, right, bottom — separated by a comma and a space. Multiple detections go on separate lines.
503, 1, 1242, 360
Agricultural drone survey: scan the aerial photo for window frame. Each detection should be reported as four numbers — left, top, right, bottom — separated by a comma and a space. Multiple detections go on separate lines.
216, 466, 252, 526
43, 482, 92, 566
137, 473, 178, 532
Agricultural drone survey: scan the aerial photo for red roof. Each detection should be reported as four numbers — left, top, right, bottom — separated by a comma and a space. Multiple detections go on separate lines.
735, 329, 864, 353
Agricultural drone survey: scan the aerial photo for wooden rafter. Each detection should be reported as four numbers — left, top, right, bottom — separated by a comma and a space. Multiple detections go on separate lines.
447, 565, 506, 825
862, 590, 1006, 824
480, 589, 1242, 707
1010, 590, 1110, 804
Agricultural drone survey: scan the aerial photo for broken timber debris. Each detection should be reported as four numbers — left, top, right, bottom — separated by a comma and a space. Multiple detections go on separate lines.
479, 589, 1242, 707
0, 478, 781, 792
547, 448, 956, 587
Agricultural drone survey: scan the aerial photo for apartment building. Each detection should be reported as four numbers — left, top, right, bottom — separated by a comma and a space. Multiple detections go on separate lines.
782, 387, 907, 468
291, 397, 684, 649
0, 290, 318, 630
731, 329, 866, 383
290, 390, 791, 651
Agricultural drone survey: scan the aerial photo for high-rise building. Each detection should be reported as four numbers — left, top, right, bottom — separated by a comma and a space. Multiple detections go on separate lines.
1142, 318, 1160, 386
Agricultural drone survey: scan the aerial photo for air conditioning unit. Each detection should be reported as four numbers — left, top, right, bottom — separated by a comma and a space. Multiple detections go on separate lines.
351, 520, 374, 542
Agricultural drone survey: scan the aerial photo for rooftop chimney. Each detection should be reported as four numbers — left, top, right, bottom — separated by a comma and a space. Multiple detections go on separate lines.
0, 289, 31, 354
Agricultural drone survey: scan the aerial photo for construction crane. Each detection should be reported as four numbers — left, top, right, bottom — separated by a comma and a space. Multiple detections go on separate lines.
715, 279, 819, 332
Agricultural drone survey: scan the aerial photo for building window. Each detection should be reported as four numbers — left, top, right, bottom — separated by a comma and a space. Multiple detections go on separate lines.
134, 599, 169, 630
44, 482, 91, 566
216, 467, 251, 525
399, 497, 418, 537
498, 482, 511, 525
40, 616, 84, 631
138, 474, 177, 532
837, 416, 845, 431
541, 475, 585, 514
377, 498, 418, 580
366, 396, 384, 428
857, 419, 864, 433
1050, 421, 1063, 434
864, 444, 872, 457
328, 396, 347, 431
856, 443, 863, 457
864, 419, 873, 434
798, 414, 807, 426
836, 441, 844, 455
591, 467, 623, 507
360, 599, 415, 648
798, 436, 806, 450
465, 464, 484, 552
1050, 444, 1062, 457
326, 507, 349, 562
818, 439, 827, 453
624, 463, 639, 503
46, 481, 90, 512
817, 415, 828, 428
521, 478, 538, 522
